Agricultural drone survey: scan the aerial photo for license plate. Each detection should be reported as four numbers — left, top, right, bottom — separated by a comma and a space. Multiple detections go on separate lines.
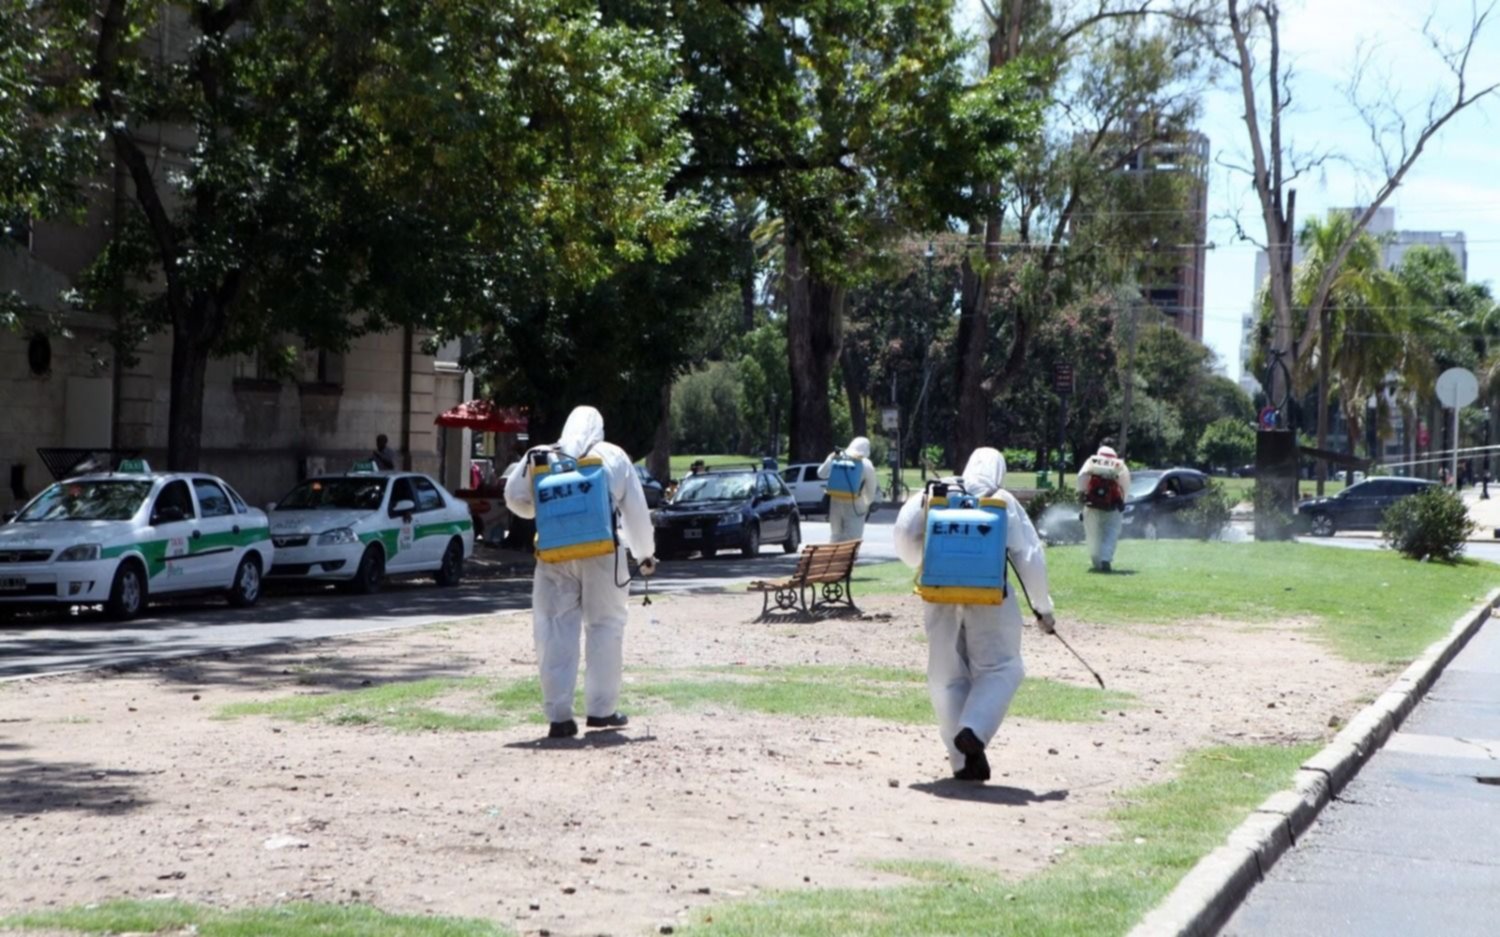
683, 529, 702, 540
0, 576, 24, 591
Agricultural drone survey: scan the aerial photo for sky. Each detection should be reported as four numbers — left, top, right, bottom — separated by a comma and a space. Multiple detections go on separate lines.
961, 0, 1500, 382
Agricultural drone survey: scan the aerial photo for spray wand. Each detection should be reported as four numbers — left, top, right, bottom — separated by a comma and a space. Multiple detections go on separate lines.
1007, 557, 1106, 689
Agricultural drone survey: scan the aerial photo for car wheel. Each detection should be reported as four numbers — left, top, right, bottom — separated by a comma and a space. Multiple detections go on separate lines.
105, 561, 147, 621
227, 554, 263, 607
783, 519, 801, 554
741, 524, 761, 558
1142, 520, 1160, 541
435, 538, 465, 587
341, 544, 386, 595
1310, 513, 1336, 537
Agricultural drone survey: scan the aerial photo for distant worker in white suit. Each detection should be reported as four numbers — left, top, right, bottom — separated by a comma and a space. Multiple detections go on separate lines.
505, 406, 657, 739
817, 436, 879, 542
1075, 440, 1130, 573
895, 447, 1056, 781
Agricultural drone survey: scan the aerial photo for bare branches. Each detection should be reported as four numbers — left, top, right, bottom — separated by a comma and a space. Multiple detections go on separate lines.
1295, 0, 1500, 354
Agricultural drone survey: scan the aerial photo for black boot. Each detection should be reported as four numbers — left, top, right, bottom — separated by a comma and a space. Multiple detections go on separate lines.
548, 719, 578, 739
952, 727, 991, 782
1100, 561, 1112, 573
586, 713, 629, 729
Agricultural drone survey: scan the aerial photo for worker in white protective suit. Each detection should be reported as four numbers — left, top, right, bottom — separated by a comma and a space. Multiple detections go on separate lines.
504, 406, 657, 739
817, 436, 880, 542
1075, 441, 1131, 573
894, 448, 1056, 781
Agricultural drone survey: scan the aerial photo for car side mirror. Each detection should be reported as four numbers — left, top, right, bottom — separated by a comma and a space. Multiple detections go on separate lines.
391, 499, 416, 516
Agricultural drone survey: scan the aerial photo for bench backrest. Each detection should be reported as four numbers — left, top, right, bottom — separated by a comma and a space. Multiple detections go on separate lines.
797, 540, 860, 583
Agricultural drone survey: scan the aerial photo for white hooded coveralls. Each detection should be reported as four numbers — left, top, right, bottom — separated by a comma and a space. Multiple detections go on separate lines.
1075, 448, 1131, 567
817, 436, 880, 542
504, 406, 655, 724
895, 448, 1055, 772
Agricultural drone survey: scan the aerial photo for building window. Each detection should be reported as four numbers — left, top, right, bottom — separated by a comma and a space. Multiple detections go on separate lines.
27, 334, 51, 376
299, 349, 344, 387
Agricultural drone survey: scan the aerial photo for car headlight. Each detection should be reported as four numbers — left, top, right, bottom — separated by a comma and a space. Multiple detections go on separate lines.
717, 512, 743, 526
317, 527, 359, 545
56, 543, 102, 562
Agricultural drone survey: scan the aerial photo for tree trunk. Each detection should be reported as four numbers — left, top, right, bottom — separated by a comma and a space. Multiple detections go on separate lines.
166, 320, 211, 471
840, 345, 868, 439
785, 237, 844, 461
648, 381, 671, 482
1315, 320, 1330, 495
953, 241, 993, 470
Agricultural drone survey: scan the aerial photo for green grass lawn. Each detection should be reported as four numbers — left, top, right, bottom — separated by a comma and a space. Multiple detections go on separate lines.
850, 541, 1496, 664
0, 901, 508, 937
683, 742, 1317, 936
219, 666, 1129, 732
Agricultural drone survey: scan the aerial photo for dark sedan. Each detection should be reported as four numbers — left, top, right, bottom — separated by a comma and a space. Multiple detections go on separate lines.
1121, 468, 1210, 539
1297, 477, 1438, 536
653, 468, 801, 559
634, 465, 666, 509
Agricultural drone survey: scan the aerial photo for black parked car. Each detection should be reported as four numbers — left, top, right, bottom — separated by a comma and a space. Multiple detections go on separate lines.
1121, 468, 1211, 539
634, 465, 665, 509
653, 467, 801, 559
1297, 477, 1438, 536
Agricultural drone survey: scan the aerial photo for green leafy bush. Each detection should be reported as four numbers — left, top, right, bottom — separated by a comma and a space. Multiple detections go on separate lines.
1004, 448, 1038, 472
1381, 486, 1474, 562
1182, 480, 1233, 540
1025, 485, 1082, 544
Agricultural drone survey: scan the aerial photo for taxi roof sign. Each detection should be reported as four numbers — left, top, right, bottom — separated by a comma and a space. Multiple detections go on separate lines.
117, 458, 151, 474
351, 460, 379, 473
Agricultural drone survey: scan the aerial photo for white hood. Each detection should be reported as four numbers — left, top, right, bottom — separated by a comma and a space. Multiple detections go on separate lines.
961, 447, 1007, 497
270, 510, 371, 535
558, 406, 605, 459
846, 436, 872, 459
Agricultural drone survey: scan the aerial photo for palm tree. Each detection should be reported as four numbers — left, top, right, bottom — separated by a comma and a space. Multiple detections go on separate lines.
1293, 214, 1400, 492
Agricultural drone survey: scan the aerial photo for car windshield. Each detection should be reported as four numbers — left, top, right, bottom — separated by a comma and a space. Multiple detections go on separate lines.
674, 472, 755, 503
16, 480, 153, 522
277, 477, 388, 511
1126, 473, 1160, 498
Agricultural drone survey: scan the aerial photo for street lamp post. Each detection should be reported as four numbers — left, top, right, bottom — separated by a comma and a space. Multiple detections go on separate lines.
1484, 406, 1492, 500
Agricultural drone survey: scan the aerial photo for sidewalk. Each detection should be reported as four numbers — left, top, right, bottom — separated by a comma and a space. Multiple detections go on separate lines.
1463, 485, 1500, 540
1223, 615, 1500, 936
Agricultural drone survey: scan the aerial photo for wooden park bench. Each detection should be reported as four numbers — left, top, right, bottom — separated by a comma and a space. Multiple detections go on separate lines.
749, 539, 862, 620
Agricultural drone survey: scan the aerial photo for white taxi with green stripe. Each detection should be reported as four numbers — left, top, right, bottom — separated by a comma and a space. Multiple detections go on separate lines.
266, 469, 473, 593
0, 461, 273, 620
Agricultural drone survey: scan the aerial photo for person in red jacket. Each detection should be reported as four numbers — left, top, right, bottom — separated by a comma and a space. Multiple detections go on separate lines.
1074, 441, 1131, 573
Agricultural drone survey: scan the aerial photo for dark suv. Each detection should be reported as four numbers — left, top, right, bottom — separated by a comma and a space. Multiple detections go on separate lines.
653, 467, 801, 559
1121, 468, 1210, 539
1297, 477, 1438, 536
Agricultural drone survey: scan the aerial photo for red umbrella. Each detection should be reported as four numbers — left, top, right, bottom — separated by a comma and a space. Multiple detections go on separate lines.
435, 400, 528, 433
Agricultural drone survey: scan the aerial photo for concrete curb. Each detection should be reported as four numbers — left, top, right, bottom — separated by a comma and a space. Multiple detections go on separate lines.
1129, 585, 1500, 937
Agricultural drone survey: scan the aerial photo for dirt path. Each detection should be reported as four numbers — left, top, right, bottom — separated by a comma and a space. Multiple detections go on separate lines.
0, 592, 1383, 936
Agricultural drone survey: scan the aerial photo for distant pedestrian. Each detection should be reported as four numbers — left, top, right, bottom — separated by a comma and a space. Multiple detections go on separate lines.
689, 459, 707, 476
817, 436, 879, 542
1076, 441, 1130, 573
372, 434, 398, 471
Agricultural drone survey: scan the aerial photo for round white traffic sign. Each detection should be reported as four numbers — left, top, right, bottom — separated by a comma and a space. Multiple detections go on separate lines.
1436, 367, 1478, 408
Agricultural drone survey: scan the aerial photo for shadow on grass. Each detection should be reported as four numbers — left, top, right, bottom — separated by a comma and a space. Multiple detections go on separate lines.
0, 748, 151, 817
908, 780, 1069, 806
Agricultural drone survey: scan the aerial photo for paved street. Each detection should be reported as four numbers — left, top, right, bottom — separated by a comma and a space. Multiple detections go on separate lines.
0, 516, 900, 681
1225, 616, 1500, 936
